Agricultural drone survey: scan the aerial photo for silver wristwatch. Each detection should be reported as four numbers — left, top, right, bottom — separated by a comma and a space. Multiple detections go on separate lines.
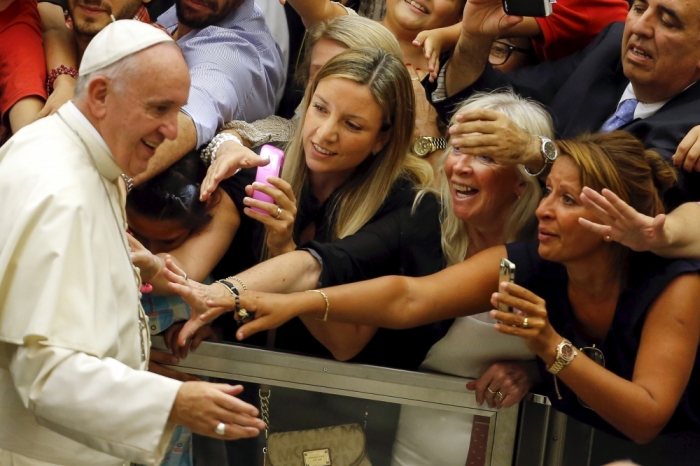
524, 136, 557, 177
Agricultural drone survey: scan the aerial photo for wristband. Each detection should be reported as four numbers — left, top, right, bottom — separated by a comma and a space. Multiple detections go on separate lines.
46, 65, 79, 94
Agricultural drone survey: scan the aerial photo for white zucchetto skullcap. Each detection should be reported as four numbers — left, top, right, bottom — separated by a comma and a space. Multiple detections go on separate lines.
80, 19, 174, 75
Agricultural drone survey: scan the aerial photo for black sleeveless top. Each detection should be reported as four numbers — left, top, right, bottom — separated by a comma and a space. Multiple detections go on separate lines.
506, 242, 700, 438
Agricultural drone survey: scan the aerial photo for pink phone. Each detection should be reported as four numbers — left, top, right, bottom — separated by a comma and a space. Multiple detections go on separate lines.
251, 145, 285, 215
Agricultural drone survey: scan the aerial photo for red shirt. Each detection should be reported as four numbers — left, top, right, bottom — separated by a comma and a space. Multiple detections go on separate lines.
0, 0, 47, 129
533, 0, 630, 61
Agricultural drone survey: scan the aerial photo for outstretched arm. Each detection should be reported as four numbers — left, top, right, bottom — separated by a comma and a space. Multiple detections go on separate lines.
38, 2, 78, 117
445, 0, 523, 97
283, 0, 348, 28
220, 245, 506, 340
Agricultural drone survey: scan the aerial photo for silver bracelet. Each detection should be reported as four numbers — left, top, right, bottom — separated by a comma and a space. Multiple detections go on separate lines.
200, 133, 243, 165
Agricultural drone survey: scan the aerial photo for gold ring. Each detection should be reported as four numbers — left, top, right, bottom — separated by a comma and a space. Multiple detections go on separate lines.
487, 387, 497, 394
183, 272, 188, 282
495, 391, 504, 401
275, 206, 282, 219
523, 317, 528, 328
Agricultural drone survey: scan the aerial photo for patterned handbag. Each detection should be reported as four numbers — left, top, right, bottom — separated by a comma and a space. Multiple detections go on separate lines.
261, 389, 372, 466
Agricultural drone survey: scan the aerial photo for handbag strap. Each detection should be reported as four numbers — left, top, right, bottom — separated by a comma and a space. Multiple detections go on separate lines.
258, 329, 371, 438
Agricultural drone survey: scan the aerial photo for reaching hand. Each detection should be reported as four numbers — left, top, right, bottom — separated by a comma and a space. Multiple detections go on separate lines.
37, 76, 75, 118
460, 0, 523, 38
164, 321, 218, 360
202, 291, 303, 341
672, 125, 700, 172
149, 348, 201, 382
578, 187, 669, 252
127, 234, 162, 282
169, 382, 265, 440
413, 30, 444, 83
243, 177, 298, 257
448, 108, 540, 166
200, 136, 270, 201
164, 256, 230, 319
466, 361, 537, 409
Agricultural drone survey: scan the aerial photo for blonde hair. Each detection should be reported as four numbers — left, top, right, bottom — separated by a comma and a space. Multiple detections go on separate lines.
420, 89, 554, 265
281, 47, 432, 244
295, 16, 401, 86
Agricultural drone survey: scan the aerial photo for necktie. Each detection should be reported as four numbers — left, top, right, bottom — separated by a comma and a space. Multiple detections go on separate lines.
601, 98, 639, 132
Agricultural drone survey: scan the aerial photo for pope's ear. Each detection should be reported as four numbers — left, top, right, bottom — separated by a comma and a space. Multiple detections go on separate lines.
85, 76, 110, 119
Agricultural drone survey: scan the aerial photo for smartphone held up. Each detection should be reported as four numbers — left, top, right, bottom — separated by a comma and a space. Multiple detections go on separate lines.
498, 258, 516, 314
251, 145, 285, 215
502, 0, 552, 17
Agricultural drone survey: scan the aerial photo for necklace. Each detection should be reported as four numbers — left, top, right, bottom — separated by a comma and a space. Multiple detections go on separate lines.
57, 112, 147, 362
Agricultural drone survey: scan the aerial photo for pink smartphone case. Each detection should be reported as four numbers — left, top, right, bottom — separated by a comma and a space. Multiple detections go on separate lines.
251, 145, 285, 215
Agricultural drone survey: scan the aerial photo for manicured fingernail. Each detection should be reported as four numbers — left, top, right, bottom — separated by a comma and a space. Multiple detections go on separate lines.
405, 63, 411, 66
415, 68, 421, 71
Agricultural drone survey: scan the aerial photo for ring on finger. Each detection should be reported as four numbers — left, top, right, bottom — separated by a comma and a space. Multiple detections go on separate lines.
275, 206, 282, 220
215, 422, 226, 436
487, 386, 497, 395
411, 77, 420, 81
495, 391, 504, 402
183, 272, 188, 282
523, 317, 528, 329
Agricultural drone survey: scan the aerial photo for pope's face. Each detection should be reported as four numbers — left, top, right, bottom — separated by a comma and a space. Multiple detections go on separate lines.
68, 0, 143, 39
99, 45, 190, 177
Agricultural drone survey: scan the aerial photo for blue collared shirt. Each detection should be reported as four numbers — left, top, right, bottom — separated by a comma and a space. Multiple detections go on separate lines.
158, 0, 284, 148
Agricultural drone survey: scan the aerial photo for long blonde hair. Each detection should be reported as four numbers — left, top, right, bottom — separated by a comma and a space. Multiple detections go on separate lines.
422, 90, 554, 265
283, 47, 432, 241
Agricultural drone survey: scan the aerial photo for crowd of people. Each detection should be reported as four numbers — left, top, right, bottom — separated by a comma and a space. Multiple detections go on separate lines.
1, 0, 700, 464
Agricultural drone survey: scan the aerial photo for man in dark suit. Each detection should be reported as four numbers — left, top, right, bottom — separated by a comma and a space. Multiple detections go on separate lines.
429, 0, 700, 204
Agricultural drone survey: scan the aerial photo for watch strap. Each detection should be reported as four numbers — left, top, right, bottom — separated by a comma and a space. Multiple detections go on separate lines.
546, 339, 577, 375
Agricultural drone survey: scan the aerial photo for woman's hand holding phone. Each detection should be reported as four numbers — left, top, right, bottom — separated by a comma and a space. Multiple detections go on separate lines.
243, 178, 297, 256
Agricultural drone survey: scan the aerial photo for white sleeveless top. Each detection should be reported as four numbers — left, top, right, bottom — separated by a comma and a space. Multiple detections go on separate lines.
391, 313, 534, 466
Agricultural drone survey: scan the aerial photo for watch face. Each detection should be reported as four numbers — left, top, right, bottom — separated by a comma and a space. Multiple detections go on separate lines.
543, 140, 558, 162
561, 344, 575, 359
413, 138, 432, 157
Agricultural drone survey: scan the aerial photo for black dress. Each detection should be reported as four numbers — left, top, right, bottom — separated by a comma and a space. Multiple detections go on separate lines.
506, 242, 700, 438
216, 167, 447, 370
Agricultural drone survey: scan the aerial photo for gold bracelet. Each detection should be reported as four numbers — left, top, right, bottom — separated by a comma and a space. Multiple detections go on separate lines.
227, 276, 248, 291
306, 289, 329, 321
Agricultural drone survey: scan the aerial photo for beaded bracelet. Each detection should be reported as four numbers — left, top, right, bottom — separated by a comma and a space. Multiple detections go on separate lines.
200, 133, 243, 165
46, 65, 79, 94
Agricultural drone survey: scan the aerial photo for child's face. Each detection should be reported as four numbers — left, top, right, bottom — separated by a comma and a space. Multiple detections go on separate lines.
127, 210, 192, 254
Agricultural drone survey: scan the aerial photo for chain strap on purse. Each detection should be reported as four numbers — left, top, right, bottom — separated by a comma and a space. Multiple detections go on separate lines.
259, 333, 372, 466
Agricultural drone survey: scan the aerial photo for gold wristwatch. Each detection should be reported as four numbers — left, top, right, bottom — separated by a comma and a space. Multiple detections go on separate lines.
412, 136, 447, 157
547, 339, 578, 375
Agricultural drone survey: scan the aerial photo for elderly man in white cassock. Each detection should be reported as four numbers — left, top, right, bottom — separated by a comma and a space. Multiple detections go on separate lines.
0, 20, 265, 466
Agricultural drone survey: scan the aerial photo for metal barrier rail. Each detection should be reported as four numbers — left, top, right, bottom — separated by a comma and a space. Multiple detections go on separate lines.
153, 337, 520, 466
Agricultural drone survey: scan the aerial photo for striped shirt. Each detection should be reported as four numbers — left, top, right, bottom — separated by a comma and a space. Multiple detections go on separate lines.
158, 0, 285, 148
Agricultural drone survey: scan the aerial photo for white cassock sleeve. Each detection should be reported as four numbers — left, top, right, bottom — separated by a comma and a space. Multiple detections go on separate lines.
9, 341, 182, 465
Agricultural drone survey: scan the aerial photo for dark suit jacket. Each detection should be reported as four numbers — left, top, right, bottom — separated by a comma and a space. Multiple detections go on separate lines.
428, 22, 700, 206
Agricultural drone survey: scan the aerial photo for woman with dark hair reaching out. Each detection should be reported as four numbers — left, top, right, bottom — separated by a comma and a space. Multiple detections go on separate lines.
176, 131, 700, 443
